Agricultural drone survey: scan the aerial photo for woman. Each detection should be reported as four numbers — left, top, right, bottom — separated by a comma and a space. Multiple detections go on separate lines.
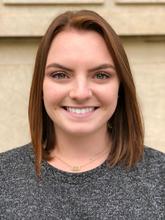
0, 10, 164, 219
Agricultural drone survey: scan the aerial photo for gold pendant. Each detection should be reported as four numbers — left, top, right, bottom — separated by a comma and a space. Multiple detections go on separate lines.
72, 166, 81, 171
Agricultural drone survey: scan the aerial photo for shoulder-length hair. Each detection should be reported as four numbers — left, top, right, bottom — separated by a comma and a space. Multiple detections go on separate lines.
28, 10, 144, 175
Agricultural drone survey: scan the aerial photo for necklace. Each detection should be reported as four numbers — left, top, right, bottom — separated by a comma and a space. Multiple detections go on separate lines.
54, 147, 109, 172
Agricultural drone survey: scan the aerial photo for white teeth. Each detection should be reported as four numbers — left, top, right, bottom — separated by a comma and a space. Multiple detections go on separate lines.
66, 107, 95, 114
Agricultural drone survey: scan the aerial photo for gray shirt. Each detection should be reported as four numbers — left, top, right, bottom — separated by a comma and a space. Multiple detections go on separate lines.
0, 144, 164, 219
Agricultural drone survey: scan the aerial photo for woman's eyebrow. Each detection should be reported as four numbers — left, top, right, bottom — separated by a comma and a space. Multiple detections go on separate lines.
88, 64, 116, 72
46, 63, 116, 72
46, 63, 73, 72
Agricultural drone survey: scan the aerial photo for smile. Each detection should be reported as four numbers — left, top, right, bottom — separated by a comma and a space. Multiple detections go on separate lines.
62, 107, 98, 114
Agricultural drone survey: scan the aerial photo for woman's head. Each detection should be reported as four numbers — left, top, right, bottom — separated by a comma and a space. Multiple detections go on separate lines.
28, 10, 144, 175
43, 29, 120, 137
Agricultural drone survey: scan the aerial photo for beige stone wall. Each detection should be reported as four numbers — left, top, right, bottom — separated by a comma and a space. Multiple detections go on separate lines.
123, 37, 165, 153
1, 0, 165, 36
0, 38, 39, 152
0, 0, 165, 153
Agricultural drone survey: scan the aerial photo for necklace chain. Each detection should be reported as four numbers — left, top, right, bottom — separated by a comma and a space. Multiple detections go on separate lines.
54, 148, 109, 172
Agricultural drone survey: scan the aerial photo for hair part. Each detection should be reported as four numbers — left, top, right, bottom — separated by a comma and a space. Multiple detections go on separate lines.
28, 10, 144, 176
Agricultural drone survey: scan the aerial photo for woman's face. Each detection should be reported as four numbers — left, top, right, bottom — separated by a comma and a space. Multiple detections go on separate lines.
43, 29, 119, 136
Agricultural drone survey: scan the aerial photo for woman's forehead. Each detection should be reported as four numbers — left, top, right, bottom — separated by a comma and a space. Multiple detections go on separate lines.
46, 29, 114, 66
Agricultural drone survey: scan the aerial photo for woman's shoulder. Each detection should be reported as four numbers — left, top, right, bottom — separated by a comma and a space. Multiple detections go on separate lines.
0, 143, 33, 160
134, 146, 165, 179
143, 146, 165, 166
0, 143, 34, 174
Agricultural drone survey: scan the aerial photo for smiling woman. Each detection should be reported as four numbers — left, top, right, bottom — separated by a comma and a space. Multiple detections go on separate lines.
0, 10, 164, 219
43, 30, 119, 145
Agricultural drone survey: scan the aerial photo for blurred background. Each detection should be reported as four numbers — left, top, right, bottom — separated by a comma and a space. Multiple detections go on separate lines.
0, 0, 165, 153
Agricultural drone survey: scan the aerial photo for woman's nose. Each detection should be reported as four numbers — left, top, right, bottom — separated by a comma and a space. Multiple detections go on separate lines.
69, 80, 92, 101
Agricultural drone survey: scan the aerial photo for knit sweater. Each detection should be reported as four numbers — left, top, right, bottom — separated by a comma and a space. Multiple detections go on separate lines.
0, 143, 164, 220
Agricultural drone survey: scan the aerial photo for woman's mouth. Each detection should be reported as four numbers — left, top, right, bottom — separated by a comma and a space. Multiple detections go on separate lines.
62, 106, 99, 115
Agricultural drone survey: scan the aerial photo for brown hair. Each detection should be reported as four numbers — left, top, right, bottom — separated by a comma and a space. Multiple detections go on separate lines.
28, 10, 144, 175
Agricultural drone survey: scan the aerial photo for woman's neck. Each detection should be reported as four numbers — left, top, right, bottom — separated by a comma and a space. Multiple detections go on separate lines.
48, 128, 111, 172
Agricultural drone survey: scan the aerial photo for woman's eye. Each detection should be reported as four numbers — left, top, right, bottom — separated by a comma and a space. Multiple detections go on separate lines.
51, 71, 69, 79
95, 72, 110, 79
